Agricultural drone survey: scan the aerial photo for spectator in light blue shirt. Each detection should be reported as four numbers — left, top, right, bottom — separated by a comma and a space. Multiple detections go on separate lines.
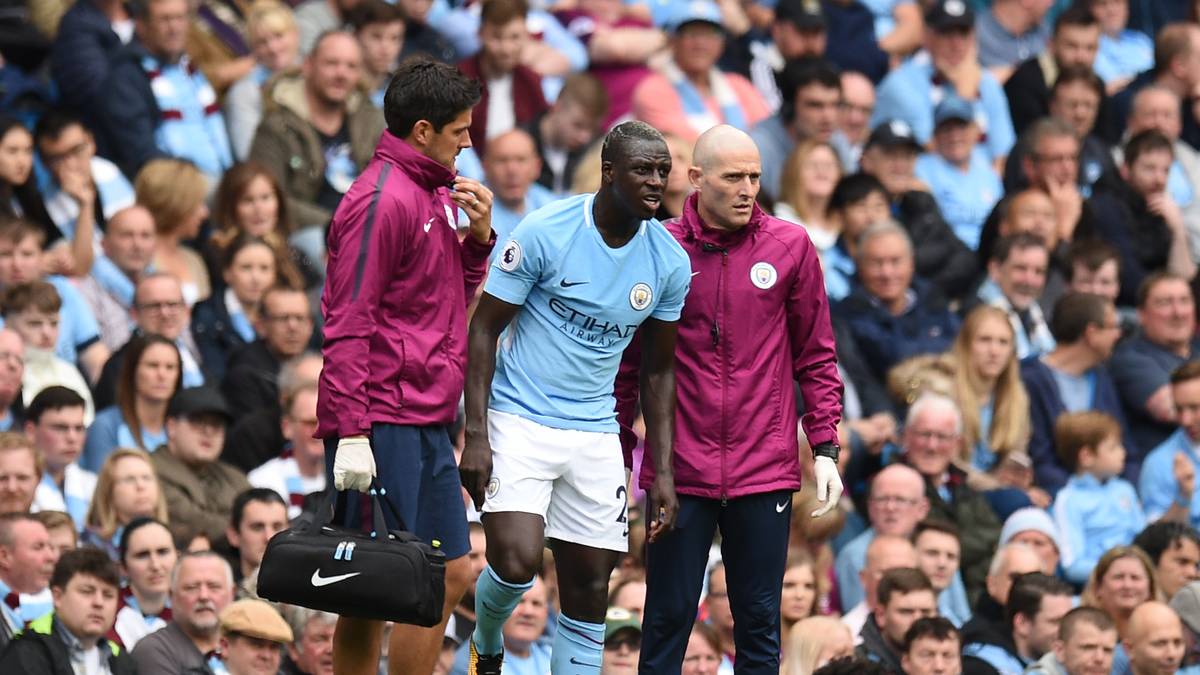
1051, 410, 1146, 585
1139, 360, 1200, 528
872, 0, 1017, 162
1088, 0, 1154, 89
483, 129, 559, 245
975, 0, 1053, 73
915, 95, 1004, 249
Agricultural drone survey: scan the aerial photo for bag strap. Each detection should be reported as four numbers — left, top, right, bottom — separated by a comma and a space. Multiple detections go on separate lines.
299, 481, 413, 539
369, 478, 411, 533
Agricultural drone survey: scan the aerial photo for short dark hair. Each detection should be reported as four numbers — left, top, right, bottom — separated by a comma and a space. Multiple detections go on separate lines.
1064, 238, 1119, 281
25, 386, 86, 424
913, 518, 960, 545
1137, 272, 1192, 308
1125, 129, 1174, 167
50, 546, 120, 591
1049, 292, 1110, 343
876, 567, 934, 608
1134, 521, 1200, 565
776, 57, 841, 124
902, 616, 960, 654
1059, 605, 1115, 641
347, 0, 404, 31
383, 56, 482, 139
1052, 64, 1104, 103
991, 232, 1048, 265
119, 517, 173, 564
230, 488, 288, 531
1172, 360, 1200, 386
813, 657, 891, 675
33, 109, 86, 145
481, 0, 527, 27
1006, 572, 1074, 629
600, 120, 665, 165
828, 172, 887, 215
1054, 5, 1098, 35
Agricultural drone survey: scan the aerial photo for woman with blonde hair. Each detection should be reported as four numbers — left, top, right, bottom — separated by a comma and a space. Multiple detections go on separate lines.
780, 615, 853, 674
948, 304, 1031, 473
780, 550, 819, 637
775, 140, 842, 235
225, 1, 301, 159
82, 448, 170, 560
134, 159, 212, 306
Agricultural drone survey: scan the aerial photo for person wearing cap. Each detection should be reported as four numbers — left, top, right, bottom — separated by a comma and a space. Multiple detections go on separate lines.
1003, 7, 1101, 137
150, 387, 250, 545
975, 0, 1054, 78
219, 598, 294, 675
1135, 522, 1200, 600
857, 119, 979, 298
737, 0, 828, 111
614, 125, 843, 673
0, 547, 137, 675
631, 0, 770, 142
872, 0, 1016, 166
601, 606, 640, 674
915, 94, 1004, 250
998, 507, 1063, 578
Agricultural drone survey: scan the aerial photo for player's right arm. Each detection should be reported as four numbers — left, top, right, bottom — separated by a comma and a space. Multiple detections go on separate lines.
461, 293, 523, 509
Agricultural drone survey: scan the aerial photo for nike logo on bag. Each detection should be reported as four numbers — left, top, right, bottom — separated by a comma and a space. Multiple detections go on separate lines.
560, 279, 588, 287
311, 569, 361, 587
776, 501, 788, 513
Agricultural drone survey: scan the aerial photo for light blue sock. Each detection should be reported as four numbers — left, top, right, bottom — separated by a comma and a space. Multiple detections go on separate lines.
551, 614, 605, 673
472, 565, 533, 656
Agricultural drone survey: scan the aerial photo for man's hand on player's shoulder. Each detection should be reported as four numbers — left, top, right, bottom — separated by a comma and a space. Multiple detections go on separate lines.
451, 176, 495, 245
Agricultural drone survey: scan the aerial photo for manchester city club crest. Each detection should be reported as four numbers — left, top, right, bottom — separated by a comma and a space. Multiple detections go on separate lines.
750, 262, 778, 289
629, 282, 653, 310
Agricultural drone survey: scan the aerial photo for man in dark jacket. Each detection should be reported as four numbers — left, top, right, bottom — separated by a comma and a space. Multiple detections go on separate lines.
1003, 7, 1101, 137
856, 567, 937, 673
858, 120, 978, 298
93, 0, 233, 181
0, 547, 136, 675
51, 0, 134, 115
1020, 292, 1130, 495
962, 573, 1073, 675
220, 287, 315, 424
614, 125, 843, 673
834, 221, 961, 393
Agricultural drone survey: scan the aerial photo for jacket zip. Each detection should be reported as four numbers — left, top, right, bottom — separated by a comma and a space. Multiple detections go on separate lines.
703, 241, 729, 506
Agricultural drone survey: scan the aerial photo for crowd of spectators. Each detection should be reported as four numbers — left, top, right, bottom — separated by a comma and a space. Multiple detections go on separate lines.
1, 0, 1200, 673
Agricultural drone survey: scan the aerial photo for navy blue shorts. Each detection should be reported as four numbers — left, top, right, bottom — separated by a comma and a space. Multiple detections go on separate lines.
324, 424, 470, 560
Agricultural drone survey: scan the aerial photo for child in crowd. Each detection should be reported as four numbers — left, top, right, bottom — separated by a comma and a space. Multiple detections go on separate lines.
1052, 411, 1146, 585
1, 281, 95, 422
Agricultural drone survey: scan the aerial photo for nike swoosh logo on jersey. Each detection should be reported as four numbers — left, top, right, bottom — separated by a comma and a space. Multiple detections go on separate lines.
560, 279, 589, 287
691, 271, 701, 277
311, 569, 361, 587
776, 501, 788, 513
570, 657, 601, 667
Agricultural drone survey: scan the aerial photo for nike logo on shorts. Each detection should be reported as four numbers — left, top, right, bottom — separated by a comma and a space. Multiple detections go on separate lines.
311, 569, 361, 587
776, 500, 788, 513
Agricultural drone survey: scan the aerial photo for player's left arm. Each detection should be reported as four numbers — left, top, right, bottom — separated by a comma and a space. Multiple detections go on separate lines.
639, 316, 679, 542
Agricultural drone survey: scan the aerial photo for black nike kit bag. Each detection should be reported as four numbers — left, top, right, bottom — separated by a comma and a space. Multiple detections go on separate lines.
258, 483, 446, 626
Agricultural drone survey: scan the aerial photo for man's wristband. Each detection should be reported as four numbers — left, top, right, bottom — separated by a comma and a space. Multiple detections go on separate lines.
813, 442, 840, 463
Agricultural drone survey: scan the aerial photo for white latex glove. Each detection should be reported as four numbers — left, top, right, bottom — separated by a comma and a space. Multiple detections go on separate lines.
333, 436, 376, 492
811, 455, 843, 518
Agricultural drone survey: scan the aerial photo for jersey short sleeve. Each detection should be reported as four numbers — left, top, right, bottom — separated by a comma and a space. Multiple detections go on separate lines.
484, 221, 546, 306
650, 253, 691, 322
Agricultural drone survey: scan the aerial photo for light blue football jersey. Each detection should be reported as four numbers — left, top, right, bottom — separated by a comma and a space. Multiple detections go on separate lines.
484, 193, 691, 432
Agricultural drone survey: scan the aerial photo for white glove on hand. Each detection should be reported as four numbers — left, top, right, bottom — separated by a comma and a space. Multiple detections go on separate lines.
333, 436, 376, 492
811, 455, 843, 518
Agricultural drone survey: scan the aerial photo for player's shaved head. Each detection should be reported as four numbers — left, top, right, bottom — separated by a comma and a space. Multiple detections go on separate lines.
692, 125, 759, 172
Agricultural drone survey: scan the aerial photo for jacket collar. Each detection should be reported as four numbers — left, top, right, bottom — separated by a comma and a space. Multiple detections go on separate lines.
374, 131, 456, 192
677, 192, 765, 248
